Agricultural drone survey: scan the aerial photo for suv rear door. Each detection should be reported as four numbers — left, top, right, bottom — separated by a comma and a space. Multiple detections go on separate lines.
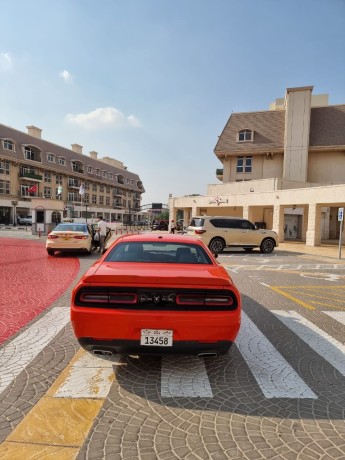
209, 218, 243, 247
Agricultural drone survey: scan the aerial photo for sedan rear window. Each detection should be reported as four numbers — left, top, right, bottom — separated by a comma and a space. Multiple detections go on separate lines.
105, 242, 212, 264
55, 224, 88, 232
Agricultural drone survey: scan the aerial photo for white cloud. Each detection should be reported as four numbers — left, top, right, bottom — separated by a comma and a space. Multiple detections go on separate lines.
0, 52, 13, 71
65, 107, 142, 129
59, 69, 74, 84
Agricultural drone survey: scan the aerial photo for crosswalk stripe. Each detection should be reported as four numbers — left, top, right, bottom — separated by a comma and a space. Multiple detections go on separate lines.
235, 312, 317, 399
272, 311, 345, 377
0, 307, 70, 396
0, 349, 115, 458
161, 356, 213, 398
323, 311, 345, 326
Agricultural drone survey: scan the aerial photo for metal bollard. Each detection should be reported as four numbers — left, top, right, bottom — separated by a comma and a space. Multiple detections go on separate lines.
38, 229, 41, 238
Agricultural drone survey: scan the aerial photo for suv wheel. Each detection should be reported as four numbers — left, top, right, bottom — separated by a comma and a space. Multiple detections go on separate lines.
47, 249, 55, 256
209, 238, 225, 254
260, 238, 275, 254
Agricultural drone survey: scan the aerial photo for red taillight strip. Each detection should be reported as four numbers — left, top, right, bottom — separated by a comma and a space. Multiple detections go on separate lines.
74, 235, 88, 239
176, 294, 234, 306
47, 235, 58, 239
79, 292, 138, 305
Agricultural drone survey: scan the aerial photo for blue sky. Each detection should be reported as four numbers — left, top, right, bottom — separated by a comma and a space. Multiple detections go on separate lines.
1, 0, 344, 206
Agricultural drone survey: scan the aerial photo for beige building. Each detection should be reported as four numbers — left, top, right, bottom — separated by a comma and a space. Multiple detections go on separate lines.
0, 124, 145, 232
169, 86, 345, 246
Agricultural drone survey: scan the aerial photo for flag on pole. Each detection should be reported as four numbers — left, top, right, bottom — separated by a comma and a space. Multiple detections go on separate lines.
27, 184, 37, 193
79, 184, 85, 195
57, 185, 63, 196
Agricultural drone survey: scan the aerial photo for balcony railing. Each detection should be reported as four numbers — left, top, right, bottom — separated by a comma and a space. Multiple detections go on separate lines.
19, 172, 43, 181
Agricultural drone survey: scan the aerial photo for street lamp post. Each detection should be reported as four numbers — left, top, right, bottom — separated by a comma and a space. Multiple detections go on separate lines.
84, 200, 89, 223
11, 200, 18, 226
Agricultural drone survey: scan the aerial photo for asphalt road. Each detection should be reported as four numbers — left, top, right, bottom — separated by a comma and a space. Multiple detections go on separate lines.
0, 234, 345, 459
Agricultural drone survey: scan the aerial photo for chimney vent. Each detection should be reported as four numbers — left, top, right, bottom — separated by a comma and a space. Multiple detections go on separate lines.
71, 144, 83, 154
26, 125, 42, 139
90, 151, 98, 159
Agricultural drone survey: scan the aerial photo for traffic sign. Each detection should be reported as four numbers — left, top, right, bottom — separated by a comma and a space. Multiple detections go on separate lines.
338, 207, 344, 222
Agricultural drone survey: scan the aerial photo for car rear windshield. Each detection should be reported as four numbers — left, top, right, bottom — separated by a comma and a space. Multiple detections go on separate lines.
105, 242, 213, 264
55, 224, 88, 232
189, 218, 204, 227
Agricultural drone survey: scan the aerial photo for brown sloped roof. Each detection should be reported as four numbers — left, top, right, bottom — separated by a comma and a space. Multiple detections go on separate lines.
214, 110, 285, 156
309, 105, 345, 147
214, 104, 345, 156
0, 123, 145, 192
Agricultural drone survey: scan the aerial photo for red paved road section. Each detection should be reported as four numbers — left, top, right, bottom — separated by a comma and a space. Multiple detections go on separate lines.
0, 238, 80, 344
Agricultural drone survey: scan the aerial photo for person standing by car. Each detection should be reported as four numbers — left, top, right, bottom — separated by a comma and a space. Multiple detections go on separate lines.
97, 216, 108, 253
170, 219, 176, 234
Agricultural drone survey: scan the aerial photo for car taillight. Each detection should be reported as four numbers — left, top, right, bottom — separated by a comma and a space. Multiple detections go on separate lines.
176, 294, 234, 306
79, 292, 138, 305
195, 230, 206, 234
47, 235, 58, 239
74, 235, 88, 239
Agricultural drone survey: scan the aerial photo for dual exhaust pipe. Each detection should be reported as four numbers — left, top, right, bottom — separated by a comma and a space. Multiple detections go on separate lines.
93, 349, 218, 358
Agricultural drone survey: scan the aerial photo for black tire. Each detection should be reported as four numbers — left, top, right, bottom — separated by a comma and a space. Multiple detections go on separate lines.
209, 237, 225, 254
47, 249, 55, 256
260, 238, 275, 254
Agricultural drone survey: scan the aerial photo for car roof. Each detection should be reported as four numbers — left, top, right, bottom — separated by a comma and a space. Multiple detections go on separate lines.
114, 233, 204, 245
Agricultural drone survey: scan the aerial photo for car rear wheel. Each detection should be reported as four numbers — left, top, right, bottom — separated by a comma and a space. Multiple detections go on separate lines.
209, 237, 225, 254
47, 249, 55, 256
260, 238, 275, 254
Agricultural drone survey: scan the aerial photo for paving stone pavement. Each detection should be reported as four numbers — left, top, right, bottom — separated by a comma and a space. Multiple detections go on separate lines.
0, 230, 345, 459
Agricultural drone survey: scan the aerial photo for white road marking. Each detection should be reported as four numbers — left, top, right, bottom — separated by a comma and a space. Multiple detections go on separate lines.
235, 312, 317, 399
161, 356, 213, 398
323, 311, 345, 326
0, 307, 70, 395
53, 353, 117, 399
272, 310, 345, 377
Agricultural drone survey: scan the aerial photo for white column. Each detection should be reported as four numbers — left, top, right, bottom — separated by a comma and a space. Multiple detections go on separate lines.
306, 203, 322, 246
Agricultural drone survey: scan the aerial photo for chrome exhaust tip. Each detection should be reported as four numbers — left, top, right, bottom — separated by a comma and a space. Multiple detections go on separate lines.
92, 349, 113, 357
197, 352, 218, 358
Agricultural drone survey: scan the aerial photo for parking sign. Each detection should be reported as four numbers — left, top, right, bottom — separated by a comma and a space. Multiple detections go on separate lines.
338, 207, 344, 221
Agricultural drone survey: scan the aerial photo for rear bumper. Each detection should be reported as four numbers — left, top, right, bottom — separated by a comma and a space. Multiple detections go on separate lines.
78, 337, 233, 356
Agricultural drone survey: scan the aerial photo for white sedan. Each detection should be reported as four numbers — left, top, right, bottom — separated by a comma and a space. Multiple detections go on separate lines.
46, 223, 94, 256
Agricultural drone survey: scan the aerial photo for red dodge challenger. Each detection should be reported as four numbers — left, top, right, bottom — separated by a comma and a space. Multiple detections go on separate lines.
71, 233, 241, 358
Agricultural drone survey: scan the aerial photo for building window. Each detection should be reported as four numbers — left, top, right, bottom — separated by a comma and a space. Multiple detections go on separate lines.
92, 183, 97, 192
44, 172, 51, 183
0, 160, 10, 175
95, 169, 101, 176
2, 139, 15, 151
87, 166, 92, 174
99, 196, 104, 205
237, 129, 254, 142
0, 180, 10, 194
92, 194, 97, 204
106, 196, 110, 206
44, 187, 52, 197
108, 173, 113, 180
84, 181, 90, 190
58, 157, 66, 166
84, 193, 89, 202
55, 174, 63, 185
100, 185, 104, 193
102, 171, 107, 178
236, 156, 252, 173
24, 147, 40, 161
106, 185, 110, 193
47, 153, 55, 163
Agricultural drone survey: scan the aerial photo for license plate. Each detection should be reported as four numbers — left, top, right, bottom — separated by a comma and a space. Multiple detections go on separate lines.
62, 237, 71, 240
140, 329, 173, 347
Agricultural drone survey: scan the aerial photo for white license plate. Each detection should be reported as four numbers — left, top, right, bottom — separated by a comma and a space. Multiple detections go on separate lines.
140, 329, 173, 347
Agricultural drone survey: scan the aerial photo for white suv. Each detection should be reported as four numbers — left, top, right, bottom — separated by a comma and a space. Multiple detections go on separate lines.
187, 216, 278, 254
